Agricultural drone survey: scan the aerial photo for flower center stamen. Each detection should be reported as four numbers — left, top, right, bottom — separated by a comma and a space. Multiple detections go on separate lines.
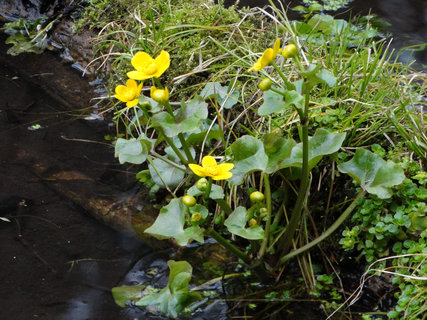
143, 61, 158, 75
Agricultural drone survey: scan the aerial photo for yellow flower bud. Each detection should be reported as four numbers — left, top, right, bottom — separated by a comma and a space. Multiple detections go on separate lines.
150, 85, 169, 103
282, 44, 298, 59
248, 218, 258, 227
191, 212, 202, 222
182, 195, 196, 207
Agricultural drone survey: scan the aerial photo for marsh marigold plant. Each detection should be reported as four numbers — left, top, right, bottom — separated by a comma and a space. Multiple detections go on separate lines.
189, 156, 234, 180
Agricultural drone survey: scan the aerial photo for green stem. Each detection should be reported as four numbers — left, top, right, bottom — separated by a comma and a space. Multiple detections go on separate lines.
258, 173, 272, 259
157, 127, 188, 165
278, 190, 365, 265
163, 101, 194, 163
178, 133, 194, 163
207, 228, 251, 264
278, 90, 310, 255
204, 177, 213, 199
271, 61, 293, 91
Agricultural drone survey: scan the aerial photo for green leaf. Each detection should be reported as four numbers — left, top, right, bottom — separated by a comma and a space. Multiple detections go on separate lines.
224, 207, 264, 240
316, 69, 337, 88
149, 158, 185, 188
187, 184, 225, 199
112, 285, 146, 307
284, 90, 305, 111
338, 149, 405, 199
144, 198, 185, 239
114, 138, 149, 164
263, 133, 297, 173
200, 82, 239, 109
229, 136, 268, 185
151, 96, 208, 137
288, 128, 346, 169
135, 260, 202, 318
258, 89, 285, 116
144, 199, 205, 246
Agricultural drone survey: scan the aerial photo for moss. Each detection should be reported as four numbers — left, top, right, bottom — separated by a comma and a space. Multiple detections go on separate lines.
74, 0, 276, 94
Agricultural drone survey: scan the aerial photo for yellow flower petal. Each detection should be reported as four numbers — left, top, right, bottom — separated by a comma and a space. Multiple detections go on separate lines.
127, 70, 150, 80
126, 99, 139, 108
218, 163, 234, 172
202, 156, 217, 168
212, 171, 233, 180
125, 79, 137, 90
188, 164, 206, 177
131, 52, 153, 71
153, 50, 170, 78
272, 38, 281, 57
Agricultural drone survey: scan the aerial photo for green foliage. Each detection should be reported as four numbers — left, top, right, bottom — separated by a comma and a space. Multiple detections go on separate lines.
2, 17, 55, 55
144, 198, 207, 246
338, 148, 406, 199
224, 207, 264, 240
113, 260, 202, 318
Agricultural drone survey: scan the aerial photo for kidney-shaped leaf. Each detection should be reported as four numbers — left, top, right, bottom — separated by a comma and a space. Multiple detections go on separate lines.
151, 96, 208, 137
144, 198, 205, 246
114, 137, 149, 164
135, 260, 202, 318
229, 136, 268, 185
258, 89, 286, 116
338, 148, 405, 199
224, 207, 264, 240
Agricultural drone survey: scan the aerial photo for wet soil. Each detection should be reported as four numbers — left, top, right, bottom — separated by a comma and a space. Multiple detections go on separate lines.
0, 34, 148, 320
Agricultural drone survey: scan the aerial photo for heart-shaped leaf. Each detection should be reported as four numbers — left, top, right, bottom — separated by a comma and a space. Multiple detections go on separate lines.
149, 158, 185, 188
151, 96, 208, 137
338, 148, 405, 199
258, 89, 286, 116
144, 198, 205, 246
114, 137, 149, 164
200, 82, 240, 109
187, 184, 225, 199
135, 260, 202, 318
224, 207, 264, 240
229, 135, 268, 185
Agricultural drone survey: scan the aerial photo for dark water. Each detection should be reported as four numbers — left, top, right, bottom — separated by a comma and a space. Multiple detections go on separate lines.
225, 0, 427, 70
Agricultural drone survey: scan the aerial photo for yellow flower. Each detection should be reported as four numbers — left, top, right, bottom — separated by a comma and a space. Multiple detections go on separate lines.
114, 79, 142, 108
127, 50, 170, 80
248, 38, 281, 72
150, 85, 169, 103
189, 156, 234, 180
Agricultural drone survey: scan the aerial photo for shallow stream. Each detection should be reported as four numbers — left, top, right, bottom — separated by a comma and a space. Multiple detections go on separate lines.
0, 1, 425, 319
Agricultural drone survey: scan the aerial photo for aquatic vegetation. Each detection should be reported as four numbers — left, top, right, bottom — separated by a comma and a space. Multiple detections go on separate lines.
76, 0, 426, 318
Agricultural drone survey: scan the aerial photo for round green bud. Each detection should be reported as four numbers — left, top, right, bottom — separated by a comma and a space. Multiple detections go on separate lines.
182, 195, 196, 207
248, 218, 258, 227
191, 212, 202, 222
282, 44, 298, 59
195, 178, 209, 191
258, 78, 272, 91
150, 86, 169, 103
259, 207, 268, 218
250, 191, 265, 202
